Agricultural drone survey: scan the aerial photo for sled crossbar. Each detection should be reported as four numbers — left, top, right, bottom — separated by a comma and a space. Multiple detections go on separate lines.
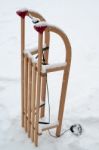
41, 62, 67, 73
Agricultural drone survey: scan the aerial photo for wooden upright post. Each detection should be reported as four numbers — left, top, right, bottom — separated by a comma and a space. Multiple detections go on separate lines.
21, 18, 25, 127
27, 59, 32, 137
34, 33, 43, 146
40, 28, 50, 117
31, 63, 36, 141
24, 55, 28, 131
56, 68, 69, 136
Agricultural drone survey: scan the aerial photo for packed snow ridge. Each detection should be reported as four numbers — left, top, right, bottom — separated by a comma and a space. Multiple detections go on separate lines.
34, 21, 49, 27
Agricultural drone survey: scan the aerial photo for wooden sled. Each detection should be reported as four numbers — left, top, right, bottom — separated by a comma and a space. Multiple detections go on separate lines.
16, 9, 71, 146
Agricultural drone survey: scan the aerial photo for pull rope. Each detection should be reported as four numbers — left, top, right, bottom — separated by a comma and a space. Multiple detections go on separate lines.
38, 76, 50, 125
48, 124, 83, 137
39, 54, 50, 125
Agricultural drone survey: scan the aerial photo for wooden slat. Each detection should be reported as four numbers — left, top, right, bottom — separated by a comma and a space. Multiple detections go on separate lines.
21, 18, 25, 127
31, 63, 36, 142
27, 59, 32, 137
34, 33, 43, 146
24, 56, 28, 132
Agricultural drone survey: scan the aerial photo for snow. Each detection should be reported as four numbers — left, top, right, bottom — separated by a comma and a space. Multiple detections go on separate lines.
31, 57, 38, 64
34, 21, 48, 27
0, 0, 99, 150
16, 8, 28, 12
24, 52, 37, 63
24, 48, 37, 54
24, 43, 47, 54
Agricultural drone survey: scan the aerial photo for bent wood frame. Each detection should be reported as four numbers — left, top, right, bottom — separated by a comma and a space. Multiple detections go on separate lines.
48, 26, 71, 136
19, 10, 71, 146
34, 25, 71, 146
20, 10, 50, 130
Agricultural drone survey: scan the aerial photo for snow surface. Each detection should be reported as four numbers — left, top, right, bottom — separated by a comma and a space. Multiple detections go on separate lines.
0, 0, 99, 150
